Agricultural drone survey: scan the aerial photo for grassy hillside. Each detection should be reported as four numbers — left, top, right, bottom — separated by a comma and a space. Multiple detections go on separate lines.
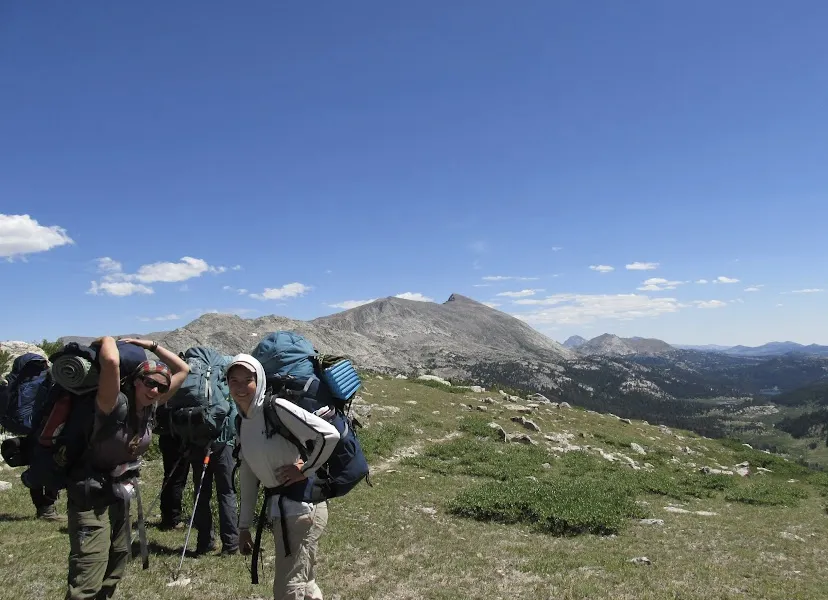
2, 377, 828, 599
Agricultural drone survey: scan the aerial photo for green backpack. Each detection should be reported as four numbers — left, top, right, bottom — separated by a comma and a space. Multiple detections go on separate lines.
163, 347, 232, 448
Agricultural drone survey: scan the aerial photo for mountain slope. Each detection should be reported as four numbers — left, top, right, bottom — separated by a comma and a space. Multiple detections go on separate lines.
157, 294, 573, 379
563, 335, 587, 349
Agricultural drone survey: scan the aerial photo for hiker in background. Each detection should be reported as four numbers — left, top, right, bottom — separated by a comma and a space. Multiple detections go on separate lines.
187, 397, 240, 555
228, 353, 339, 600
31, 485, 65, 521
65, 337, 188, 600
154, 404, 191, 530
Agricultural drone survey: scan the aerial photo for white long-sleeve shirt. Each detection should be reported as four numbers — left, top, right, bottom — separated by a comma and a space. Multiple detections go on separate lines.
233, 354, 340, 529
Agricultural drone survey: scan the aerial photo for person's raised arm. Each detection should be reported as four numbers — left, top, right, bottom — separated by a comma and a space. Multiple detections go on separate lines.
120, 338, 189, 404
95, 336, 121, 415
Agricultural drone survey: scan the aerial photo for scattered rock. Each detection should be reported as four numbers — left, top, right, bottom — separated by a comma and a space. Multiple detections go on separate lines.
629, 557, 652, 566
559, 402, 571, 409
527, 403, 540, 409
541, 463, 552, 469
630, 443, 647, 456
394, 374, 407, 379
528, 393, 550, 403
638, 519, 664, 527
504, 404, 532, 414
756, 467, 772, 474
166, 577, 191, 587
419, 507, 438, 516
700, 466, 735, 476
780, 532, 806, 543
468, 386, 486, 393
510, 434, 537, 446
664, 506, 690, 514
482, 397, 495, 404
620, 418, 633, 425
742, 443, 753, 449
404, 400, 417, 405
489, 423, 507, 441
0, 481, 11, 492
476, 406, 488, 412
521, 419, 541, 432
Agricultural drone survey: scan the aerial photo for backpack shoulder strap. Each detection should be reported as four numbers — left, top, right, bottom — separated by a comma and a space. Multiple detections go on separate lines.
262, 395, 308, 462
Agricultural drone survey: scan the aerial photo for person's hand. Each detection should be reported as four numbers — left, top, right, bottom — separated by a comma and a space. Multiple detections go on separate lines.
276, 460, 307, 485
119, 338, 152, 349
239, 529, 253, 555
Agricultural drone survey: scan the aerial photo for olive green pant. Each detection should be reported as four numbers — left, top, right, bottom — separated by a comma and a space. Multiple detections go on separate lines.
65, 499, 129, 600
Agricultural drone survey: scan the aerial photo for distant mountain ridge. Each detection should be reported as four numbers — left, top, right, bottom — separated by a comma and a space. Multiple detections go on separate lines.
566, 333, 675, 356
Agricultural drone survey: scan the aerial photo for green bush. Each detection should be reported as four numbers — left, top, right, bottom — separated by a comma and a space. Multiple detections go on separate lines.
448, 477, 647, 536
724, 480, 809, 507
458, 415, 500, 439
414, 379, 468, 394
0, 350, 12, 378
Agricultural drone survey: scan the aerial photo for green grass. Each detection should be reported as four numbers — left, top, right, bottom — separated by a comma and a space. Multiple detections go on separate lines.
3, 376, 828, 599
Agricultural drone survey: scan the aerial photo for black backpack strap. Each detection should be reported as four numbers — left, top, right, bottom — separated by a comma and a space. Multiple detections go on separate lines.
251, 487, 276, 584
134, 483, 149, 569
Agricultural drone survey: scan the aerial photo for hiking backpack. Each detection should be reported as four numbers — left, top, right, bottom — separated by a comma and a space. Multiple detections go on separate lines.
163, 346, 233, 448
17, 341, 148, 492
0, 352, 51, 436
250, 331, 370, 503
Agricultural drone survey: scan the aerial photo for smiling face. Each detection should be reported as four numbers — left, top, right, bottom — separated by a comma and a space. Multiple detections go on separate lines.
133, 372, 169, 408
227, 364, 257, 416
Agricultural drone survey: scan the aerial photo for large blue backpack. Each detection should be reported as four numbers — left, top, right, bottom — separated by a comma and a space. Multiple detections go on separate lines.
164, 347, 232, 448
0, 353, 51, 436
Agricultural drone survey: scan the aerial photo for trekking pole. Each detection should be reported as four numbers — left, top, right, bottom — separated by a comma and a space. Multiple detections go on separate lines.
175, 448, 212, 579
131, 454, 186, 546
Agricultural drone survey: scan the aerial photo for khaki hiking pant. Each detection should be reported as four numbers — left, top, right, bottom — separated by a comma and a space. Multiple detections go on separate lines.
65, 499, 129, 600
273, 500, 328, 600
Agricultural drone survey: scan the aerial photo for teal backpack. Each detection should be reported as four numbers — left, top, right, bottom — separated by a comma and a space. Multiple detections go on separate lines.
163, 347, 232, 448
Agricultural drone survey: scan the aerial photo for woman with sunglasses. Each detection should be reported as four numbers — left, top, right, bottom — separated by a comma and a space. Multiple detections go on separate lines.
65, 336, 188, 600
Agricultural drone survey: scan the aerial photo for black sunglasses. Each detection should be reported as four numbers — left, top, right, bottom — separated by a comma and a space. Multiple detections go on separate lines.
140, 377, 169, 394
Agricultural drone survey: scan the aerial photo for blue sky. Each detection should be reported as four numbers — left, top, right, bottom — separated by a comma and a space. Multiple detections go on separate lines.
2, 1, 827, 347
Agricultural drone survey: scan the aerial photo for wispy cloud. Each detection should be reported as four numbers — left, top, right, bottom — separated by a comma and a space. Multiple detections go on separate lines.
482, 275, 540, 281
395, 292, 434, 302
696, 279, 709, 284
231, 265, 243, 271
790, 288, 824, 294
636, 278, 686, 292
223, 285, 249, 295
329, 299, 376, 309
743, 285, 764, 292
551, 247, 563, 252
137, 313, 181, 322
0, 213, 74, 259
88, 281, 154, 297
626, 262, 659, 271
714, 276, 740, 284
694, 300, 727, 309
482, 302, 502, 308
250, 282, 312, 301
512, 293, 680, 326
496, 289, 544, 298
468, 240, 488, 254
588, 265, 614, 273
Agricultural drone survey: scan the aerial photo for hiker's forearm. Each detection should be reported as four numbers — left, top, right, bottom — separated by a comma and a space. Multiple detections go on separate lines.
150, 344, 188, 374
238, 459, 260, 530
95, 337, 121, 415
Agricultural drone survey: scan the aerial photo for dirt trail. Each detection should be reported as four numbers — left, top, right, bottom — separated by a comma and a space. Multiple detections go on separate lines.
371, 431, 462, 474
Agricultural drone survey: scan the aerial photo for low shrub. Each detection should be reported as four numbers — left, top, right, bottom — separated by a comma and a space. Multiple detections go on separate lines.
724, 480, 809, 507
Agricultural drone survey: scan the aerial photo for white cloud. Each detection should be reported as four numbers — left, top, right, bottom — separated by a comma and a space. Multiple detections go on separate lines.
88, 281, 154, 297
496, 289, 544, 298
473, 283, 492, 288
696, 279, 709, 284
138, 313, 181, 322
89, 255, 227, 296
626, 262, 659, 271
551, 247, 563, 252
329, 299, 377, 310
95, 257, 122, 274
636, 277, 686, 292
790, 288, 824, 294
512, 293, 680, 326
134, 257, 222, 283
231, 265, 243, 271
395, 292, 434, 302
589, 265, 614, 273
694, 300, 727, 309
483, 302, 502, 308
250, 282, 312, 301
237, 288, 248, 295
714, 276, 740, 284
482, 275, 539, 281
222, 285, 233, 291
743, 286, 763, 292
0, 213, 74, 258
